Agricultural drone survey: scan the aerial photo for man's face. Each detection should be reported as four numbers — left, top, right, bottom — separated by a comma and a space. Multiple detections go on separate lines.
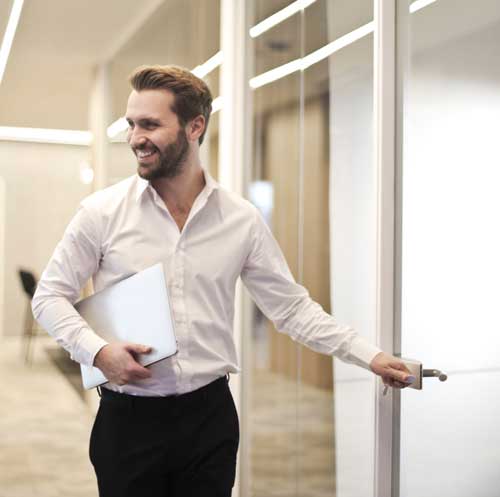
125, 89, 189, 181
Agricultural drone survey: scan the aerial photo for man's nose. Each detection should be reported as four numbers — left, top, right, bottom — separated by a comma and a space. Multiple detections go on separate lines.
127, 128, 147, 147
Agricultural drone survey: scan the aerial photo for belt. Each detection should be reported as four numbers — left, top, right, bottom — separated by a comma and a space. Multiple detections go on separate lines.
98, 375, 229, 408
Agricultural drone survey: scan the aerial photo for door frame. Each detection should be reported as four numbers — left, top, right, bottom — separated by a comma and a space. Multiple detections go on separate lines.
373, 0, 401, 496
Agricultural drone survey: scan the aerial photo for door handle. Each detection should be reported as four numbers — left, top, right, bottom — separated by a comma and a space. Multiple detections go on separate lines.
401, 358, 448, 390
423, 369, 448, 382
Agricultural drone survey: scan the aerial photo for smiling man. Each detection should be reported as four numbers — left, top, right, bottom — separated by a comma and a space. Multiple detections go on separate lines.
32, 65, 413, 497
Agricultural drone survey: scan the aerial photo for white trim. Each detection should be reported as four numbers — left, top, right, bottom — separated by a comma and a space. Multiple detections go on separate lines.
373, 1, 397, 496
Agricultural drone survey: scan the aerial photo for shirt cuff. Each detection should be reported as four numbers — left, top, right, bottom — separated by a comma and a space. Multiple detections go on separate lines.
73, 328, 109, 367
347, 335, 383, 371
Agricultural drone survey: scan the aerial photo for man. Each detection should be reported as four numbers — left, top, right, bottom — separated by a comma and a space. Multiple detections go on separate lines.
32, 65, 413, 497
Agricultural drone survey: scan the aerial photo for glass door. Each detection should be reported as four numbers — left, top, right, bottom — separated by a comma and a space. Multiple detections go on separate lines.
396, 0, 500, 495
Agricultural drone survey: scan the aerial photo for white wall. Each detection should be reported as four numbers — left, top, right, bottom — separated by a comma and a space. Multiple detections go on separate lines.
0, 141, 91, 337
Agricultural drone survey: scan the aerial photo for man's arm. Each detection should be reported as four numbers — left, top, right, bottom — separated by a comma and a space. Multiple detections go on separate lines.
241, 208, 412, 388
32, 204, 151, 384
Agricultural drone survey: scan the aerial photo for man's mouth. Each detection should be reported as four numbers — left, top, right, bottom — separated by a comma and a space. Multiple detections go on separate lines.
136, 149, 157, 161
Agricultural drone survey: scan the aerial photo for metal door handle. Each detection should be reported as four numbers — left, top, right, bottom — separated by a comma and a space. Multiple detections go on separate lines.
400, 358, 448, 390
423, 369, 448, 382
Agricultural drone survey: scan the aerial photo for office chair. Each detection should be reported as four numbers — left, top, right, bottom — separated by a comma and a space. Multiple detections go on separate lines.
18, 268, 38, 365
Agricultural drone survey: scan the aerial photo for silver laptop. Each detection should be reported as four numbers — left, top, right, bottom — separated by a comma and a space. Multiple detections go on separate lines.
75, 263, 177, 389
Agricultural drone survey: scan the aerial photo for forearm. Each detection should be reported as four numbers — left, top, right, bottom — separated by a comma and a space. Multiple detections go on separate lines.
32, 289, 107, 366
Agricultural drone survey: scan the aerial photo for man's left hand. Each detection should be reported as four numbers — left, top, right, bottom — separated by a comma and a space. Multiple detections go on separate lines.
370, 352, 415, 389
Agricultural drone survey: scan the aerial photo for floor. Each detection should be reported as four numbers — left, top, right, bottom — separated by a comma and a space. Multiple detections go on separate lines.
0, 335, 336, 497
0, 336, 99, 497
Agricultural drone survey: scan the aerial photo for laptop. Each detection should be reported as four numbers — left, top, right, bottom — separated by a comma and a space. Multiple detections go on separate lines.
75, 263, 177, 389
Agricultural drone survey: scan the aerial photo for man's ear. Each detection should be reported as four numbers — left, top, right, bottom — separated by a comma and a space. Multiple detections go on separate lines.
186, 115, 206, 142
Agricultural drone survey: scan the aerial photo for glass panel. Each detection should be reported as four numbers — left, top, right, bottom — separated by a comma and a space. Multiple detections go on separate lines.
328, 1, 375, 496
248, 1, 375, 496
249, 2, 301, 496
399, 0, 500, 495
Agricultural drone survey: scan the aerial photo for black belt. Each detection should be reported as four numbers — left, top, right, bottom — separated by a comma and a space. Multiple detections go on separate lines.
98, 375, 229, 408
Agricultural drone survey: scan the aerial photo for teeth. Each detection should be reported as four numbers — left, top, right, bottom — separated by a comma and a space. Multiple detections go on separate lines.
137, 150, 154, 158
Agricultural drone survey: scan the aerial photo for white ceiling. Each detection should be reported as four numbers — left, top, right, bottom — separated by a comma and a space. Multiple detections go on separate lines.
0, 0, 167, 129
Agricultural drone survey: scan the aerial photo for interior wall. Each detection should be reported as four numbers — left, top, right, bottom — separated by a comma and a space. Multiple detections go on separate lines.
0, 141, 91, 337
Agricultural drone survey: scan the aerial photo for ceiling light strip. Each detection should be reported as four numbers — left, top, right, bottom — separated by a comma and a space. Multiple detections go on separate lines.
409, 0, 437, 14
192, 51, 223, 78
0, 126, 92, 145
250, 0, 436, 89
249, 0, 317, 38
0, 0, 24, 85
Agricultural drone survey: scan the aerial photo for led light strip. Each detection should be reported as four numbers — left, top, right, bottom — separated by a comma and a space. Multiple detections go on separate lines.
192, 51, 223, 78
410, 0, 437, 14
0, 0, 24, 85
249, 0, 317, 38
0, 126, 92, 145
251, 0, 437, 89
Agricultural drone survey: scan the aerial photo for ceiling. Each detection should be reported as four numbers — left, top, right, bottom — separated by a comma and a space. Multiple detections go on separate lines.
0, 0, 499, 132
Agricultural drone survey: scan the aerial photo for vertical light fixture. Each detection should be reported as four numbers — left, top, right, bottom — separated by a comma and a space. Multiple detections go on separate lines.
0, 0, 24, 85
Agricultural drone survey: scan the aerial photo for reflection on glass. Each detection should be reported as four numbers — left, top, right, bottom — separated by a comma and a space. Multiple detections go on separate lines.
249, 0, 376, 495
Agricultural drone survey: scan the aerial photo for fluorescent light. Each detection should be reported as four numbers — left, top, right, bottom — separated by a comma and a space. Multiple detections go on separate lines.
249, 0, 317, 38
302, 22, 374, 70
0, 126, 92, 145
250, 0, 435, 89
250, 58, 303, 89
410, 0, 437, 14
211, 96, 222, 114
107, 117, 128, 140
0, 0, 24, 85
192, 51, 223, 78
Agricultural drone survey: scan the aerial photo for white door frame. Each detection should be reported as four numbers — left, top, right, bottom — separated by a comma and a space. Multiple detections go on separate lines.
373, 0, 399, 496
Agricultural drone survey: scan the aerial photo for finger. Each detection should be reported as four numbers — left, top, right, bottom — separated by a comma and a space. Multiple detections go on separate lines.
130, 365, 152, 379
388, 368, 414, 384
125, 343, 152, 355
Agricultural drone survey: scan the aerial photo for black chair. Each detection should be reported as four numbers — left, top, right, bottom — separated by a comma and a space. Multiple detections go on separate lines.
18, 269, 38, 365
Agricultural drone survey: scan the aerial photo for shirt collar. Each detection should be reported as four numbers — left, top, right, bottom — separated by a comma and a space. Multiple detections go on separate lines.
134, 167, 220, 203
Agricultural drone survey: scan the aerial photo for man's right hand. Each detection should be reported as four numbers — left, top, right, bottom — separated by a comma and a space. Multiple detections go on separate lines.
93, 342, 153, 386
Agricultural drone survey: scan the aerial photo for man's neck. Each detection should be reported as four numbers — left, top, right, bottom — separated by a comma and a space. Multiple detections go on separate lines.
151, 160, 206, 213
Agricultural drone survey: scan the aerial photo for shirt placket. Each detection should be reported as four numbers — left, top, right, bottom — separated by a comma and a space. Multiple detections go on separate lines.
171, 237, 191, 390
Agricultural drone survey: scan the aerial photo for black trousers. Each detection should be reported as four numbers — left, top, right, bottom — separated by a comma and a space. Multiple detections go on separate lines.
89, 377, 239, 497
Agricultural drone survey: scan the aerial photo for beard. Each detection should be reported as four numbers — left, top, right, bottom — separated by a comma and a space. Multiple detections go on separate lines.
136, 129, 189, 181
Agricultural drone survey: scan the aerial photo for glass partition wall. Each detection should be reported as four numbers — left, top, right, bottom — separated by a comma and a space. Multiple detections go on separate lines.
247, 1, 375, 496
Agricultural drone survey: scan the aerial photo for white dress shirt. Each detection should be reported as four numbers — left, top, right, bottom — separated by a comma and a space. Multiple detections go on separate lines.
32, 170, 381, 396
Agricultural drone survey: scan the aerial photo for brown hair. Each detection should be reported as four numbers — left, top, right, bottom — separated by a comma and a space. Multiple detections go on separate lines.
129, 64, 213, 145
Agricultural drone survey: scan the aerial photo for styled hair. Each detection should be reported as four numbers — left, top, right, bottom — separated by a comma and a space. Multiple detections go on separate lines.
129, 64, 213, 145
